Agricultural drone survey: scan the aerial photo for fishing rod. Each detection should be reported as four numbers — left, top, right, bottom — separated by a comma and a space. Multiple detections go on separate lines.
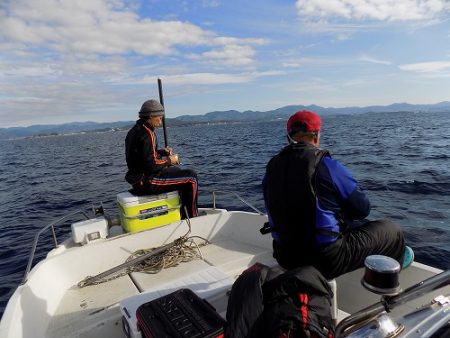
157, 78, 169, 148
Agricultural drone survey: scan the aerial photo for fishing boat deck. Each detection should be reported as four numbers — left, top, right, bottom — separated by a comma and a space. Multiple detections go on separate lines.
46, 235, 279, 338
335, 261, 449, 317
3, 210, 449, 338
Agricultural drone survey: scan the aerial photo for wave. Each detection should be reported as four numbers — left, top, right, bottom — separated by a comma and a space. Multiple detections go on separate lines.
1, 111, 450, 316
363, 179, 449, 195
425, 154, 450, 160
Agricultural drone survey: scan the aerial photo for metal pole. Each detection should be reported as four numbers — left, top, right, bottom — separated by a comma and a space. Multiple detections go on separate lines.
51, 225, 58, 248
157, 78, 169, 148
22, 209, 90, 284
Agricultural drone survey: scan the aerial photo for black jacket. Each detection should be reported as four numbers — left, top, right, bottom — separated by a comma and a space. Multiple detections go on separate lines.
125, 119, 169, 185
263, 142, 329, 250
263, 141, 370, 249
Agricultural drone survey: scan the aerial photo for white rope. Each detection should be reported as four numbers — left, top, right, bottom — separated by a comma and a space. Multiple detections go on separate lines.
77, 236, 209, 287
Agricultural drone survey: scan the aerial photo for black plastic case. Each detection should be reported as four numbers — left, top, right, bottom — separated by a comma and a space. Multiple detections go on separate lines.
136, 288, 226, 338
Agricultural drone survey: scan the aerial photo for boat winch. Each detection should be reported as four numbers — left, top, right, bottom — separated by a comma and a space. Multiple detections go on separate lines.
361, 255, 402, 296
336, 255, 405, 337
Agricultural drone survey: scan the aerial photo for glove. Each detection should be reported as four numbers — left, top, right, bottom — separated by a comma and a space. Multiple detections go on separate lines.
168, 154, 179, 165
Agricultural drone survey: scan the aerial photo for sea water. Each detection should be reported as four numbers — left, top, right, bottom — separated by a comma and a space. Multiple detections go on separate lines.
0, 111, 449, 316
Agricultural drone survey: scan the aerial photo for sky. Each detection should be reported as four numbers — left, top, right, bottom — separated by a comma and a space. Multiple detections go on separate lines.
1, 0, 450, 127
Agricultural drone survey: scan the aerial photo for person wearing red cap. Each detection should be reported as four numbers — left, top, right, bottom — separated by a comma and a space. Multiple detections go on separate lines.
125, 99, 198, 219
262, 110, 409, 279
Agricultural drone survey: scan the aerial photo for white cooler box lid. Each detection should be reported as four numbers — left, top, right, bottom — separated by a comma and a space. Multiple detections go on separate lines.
117, 191, 179, 207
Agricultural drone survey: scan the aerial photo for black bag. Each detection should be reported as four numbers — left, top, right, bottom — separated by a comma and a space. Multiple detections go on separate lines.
225, 264, 335, 338
225, 263, 283, 338
262, 265, 334, 338
137, 288, 225, 338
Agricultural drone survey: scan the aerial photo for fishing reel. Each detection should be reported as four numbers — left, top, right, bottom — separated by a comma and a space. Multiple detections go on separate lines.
92, 203, 105, 216
91, 202, 121, 227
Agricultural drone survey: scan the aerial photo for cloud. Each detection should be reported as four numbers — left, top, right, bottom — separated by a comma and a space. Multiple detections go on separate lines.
163, 72, 253, 84
202, 0, 220, 8
0, 1, 209, 55
187, 37, 267, 66
189, 44, 254, 66
127, 70, 283, 86
295, 0, 449, 21
285, 78, 336, 93
0, 0, 260, 65
358, 54, 391, 65
281, 57, 343, 68
0, 54, 130, 81
0, 78, 137, 126
400, 61, 450, 72
0, 0, 273, 126
0, 68, 284, 126
0, 63, 61, 77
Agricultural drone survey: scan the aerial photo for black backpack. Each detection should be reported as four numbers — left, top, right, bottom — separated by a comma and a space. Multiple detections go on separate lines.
225, 264, 335, 338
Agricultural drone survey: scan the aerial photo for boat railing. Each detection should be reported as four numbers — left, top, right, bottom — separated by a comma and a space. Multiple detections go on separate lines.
203, 188, 265, 215
21, 207, 98, 285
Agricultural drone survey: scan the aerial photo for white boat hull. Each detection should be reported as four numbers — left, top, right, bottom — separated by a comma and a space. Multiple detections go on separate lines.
1, 209, 449, 338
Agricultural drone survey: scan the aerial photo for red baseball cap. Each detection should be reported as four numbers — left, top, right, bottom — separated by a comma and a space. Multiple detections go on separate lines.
287, 110, 321, 135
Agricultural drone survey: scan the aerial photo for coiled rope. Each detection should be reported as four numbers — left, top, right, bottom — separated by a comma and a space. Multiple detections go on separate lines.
78, 216, 209, 288
127, 236, 207, 274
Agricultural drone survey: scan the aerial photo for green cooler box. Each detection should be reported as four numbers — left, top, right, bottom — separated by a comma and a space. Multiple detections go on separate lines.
117, 191, 181, 232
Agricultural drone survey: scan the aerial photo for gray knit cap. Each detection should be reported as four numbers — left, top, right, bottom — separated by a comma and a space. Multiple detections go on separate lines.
139, 99, 165, 118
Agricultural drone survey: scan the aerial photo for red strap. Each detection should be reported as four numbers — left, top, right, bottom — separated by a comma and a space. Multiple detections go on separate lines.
298, 293, 309, 329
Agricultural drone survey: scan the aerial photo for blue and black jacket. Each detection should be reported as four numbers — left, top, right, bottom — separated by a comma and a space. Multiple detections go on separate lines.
262, 142, 370, 250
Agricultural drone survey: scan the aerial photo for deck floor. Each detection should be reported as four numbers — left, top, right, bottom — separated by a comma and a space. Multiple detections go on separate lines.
46, 236, 449, 338
46, 237, 277, 338
336, 262, 450, 316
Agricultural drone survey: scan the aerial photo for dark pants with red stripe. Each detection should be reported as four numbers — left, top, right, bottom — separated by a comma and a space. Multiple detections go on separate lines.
133, 166, 198, 219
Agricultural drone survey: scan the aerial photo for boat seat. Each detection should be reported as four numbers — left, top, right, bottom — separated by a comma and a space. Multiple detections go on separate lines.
199, 239, 278, 277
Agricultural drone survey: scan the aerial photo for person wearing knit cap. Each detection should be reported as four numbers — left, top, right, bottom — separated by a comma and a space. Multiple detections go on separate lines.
125, 99, 198, 219
262, 110, 409, 279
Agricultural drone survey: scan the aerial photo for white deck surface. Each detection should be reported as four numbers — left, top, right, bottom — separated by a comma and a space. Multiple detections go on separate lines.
45, 235, 277, 338
336, 261, 450, 317
1, 210, 448, 338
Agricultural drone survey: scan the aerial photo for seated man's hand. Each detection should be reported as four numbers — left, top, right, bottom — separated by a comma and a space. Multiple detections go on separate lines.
168, 154, 179, 165
161, 147, 173, 156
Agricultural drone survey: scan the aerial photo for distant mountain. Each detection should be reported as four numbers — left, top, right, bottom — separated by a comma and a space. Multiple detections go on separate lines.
176, 101, 450, 122
1, 101, 449, 139
0, 118, 191, 140
0, 121, 134, 140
